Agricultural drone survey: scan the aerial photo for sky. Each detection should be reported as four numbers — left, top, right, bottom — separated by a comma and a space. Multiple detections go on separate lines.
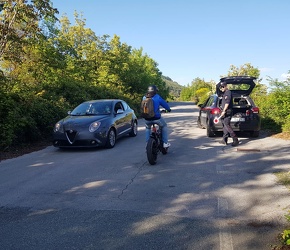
51, 0, 290, 86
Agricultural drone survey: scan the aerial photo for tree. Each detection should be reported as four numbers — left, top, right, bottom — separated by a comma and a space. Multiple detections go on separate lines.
265, 75, 290, 132
0, 7, 171, 149
225, 63, 261, 80
224, 63, 267, 101
180, 78, 213, 103
0, 0, 58, 62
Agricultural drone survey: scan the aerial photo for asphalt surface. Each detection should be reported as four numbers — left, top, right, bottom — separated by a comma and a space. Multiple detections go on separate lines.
1, 102, 290, 250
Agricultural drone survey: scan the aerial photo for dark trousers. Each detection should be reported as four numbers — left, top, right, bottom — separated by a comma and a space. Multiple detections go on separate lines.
221, 116, 236, 139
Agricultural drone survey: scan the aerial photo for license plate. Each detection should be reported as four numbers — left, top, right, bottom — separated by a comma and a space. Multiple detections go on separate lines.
231, 117, 245, 122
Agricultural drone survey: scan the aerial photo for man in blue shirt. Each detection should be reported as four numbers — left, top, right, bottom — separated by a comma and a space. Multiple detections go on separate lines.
143, 85, 171, 148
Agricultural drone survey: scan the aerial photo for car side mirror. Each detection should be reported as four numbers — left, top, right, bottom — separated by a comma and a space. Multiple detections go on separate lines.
116, 109, 124, 114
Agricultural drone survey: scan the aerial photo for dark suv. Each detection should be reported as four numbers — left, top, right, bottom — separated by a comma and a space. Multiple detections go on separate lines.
197, 76, 261, 137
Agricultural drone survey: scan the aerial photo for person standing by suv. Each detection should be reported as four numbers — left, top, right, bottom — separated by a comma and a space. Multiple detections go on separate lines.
219, 82, 239, 146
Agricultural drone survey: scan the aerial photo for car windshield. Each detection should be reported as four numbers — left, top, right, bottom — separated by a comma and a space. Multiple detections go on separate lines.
71, 102, 112, 116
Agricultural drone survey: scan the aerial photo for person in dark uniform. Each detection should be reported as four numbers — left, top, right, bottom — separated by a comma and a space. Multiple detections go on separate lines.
219, 82, 239, 146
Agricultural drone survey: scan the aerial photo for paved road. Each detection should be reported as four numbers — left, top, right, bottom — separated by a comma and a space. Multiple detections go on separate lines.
1, 102, 290, 250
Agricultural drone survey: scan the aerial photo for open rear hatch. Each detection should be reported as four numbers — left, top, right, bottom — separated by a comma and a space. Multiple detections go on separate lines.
216, 76, 256, 97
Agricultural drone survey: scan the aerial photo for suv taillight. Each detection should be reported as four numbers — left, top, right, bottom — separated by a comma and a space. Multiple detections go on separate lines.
252, 107, 259, 114
210, 108, 221, 115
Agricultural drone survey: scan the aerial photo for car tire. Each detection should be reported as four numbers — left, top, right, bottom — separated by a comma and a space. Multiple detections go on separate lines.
206, 119, 215, 137
129, 120, 137, 137
250, 130, 259, 138
105, 128, 116, 148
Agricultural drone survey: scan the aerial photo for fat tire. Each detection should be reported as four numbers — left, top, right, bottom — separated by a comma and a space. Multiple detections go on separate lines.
146, 137, 158, 165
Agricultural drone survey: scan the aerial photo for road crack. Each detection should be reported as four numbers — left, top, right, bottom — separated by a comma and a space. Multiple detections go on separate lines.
118, 161, 147, 200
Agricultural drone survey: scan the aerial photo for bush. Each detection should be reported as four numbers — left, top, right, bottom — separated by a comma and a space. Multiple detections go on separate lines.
0, 90, 68, 150
195, 87, 212, 105
282, 115, 290, 133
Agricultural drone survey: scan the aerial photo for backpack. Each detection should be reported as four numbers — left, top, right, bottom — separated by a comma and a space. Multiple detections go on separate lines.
140, 96, 155, 119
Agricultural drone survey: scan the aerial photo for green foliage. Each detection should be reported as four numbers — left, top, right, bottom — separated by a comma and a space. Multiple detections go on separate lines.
273, 172, 290, 248
225, 63, 261, 79
282, 115, 290, 132
162, 76, 184, 100
281, 229, 290, 245
180, 86, 195, 101
195, 88, 211, 105
1, 2, 290, 153
255, 76, 290, 133
0, 88, 68, 149
180, 78, 213, 103
0, 7, 171, 150
277, 211, 290, 246
0, 0, 58, 61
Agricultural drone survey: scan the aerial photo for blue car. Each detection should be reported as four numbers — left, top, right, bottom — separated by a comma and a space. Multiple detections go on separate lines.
53, 99, 138, 148
197, 76, 261, 137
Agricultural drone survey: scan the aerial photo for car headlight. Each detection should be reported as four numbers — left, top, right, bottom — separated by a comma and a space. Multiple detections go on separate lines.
89, 121, 101, 132
54, 122, 63, 132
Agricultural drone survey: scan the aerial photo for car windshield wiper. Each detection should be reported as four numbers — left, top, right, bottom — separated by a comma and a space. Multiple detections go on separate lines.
85, 112, 98, 116
70, 113, 87, 116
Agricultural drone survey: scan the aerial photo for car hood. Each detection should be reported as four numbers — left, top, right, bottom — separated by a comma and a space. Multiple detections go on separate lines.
60, 115, 108, 127
216, 76, 256, 97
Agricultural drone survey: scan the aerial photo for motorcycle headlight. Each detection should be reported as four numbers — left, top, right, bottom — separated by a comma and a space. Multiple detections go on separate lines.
89, 121, 101, 132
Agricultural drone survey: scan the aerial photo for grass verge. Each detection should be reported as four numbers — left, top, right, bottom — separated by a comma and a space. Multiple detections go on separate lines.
272, 172, 290, 249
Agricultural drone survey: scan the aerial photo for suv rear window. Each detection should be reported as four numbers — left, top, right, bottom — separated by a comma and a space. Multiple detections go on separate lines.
225, 83, 252, 91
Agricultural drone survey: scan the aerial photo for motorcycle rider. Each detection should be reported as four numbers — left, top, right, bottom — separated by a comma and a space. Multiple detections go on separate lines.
143, 85, 171, 148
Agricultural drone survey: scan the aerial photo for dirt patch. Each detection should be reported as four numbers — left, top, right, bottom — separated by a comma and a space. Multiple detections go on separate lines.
271, 132, 290, 140
0, 139, 52, 161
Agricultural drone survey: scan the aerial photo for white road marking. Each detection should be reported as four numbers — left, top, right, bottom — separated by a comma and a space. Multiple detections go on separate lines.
216, 164, 227, 174
218, 198, 233, 250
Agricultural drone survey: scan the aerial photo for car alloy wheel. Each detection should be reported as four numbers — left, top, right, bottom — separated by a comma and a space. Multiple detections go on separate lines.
129, 121, 137, 137
106, 128, 116, 148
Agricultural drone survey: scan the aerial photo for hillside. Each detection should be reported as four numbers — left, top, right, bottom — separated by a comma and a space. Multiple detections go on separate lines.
162, 76, 184, 100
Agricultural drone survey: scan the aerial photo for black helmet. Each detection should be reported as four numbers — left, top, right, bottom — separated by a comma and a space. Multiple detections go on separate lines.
148, 85, 158, 92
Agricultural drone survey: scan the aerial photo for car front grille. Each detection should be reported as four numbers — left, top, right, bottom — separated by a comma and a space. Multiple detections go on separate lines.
65, 130, 77, 144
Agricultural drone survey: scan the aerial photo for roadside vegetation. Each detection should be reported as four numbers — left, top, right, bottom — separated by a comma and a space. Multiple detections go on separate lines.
276, 171, 290, 248
1, 1, 290, 247
2, 1, 289, 151
0, 1, 172, 150
271, 172, 290, 249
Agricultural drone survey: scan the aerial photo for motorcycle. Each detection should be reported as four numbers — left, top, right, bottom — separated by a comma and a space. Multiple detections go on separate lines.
146, 111, 169, 165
